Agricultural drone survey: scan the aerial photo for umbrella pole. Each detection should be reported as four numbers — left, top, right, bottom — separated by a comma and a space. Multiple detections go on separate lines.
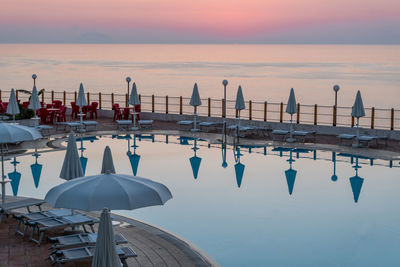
356, 117, 360, 147
1, 144, 4, 206
192, 106, 198, 132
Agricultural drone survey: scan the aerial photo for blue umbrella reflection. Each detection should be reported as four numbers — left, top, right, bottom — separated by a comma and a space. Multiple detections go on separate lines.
189, 139, 201, 179
30, 152, 42, 188
233, 145, 245, 188
8, 157, 21, 196
127, 134, 140, 176
285, 149, 297, 195
349, 155, 364, 203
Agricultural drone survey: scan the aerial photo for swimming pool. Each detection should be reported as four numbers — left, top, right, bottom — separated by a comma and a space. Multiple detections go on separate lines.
5, 134, 400, 267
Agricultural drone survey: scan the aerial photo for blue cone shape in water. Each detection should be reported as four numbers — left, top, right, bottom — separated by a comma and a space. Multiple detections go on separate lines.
128, 152, 141, 176
234, 162, 245, 188
350, 175, 364, 203
8, 171, 21, 196
30, 163, 42, 188
189, 156, 202, 179
285, 168, 297, 195
80, 156, 88, 175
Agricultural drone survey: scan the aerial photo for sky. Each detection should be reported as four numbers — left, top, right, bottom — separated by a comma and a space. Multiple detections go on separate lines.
0, 0, 399, 44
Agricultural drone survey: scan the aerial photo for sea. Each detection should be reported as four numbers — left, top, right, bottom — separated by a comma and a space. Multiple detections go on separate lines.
0, 44, 399, 108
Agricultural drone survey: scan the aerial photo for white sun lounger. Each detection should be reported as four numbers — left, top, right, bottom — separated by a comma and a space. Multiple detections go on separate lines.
178, 120, 193, 130
0, 197, 45, 223
338, 134, 356, 145
116, 120, 132, 130
49, 232, 128, 250
82, 121, 98, 131
139, 120, 153, 129
199, 122, 223, 132
227, 125, 257, 137
56, 122, 81, 131
272, 130, 289, 141
37, 125, 53, 136
292, 130, 316, 143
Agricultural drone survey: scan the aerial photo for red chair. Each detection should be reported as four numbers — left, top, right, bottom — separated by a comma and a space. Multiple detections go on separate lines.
134, 104, 141, 121
123, 108, 130, 120
0, 102, 6, 114
71, 102, 80, 119
56, 106, 67, 122
89, 102, 98, 119
112, 104, 122, 121
38, 108, 53, 124
22, 102, 30, 108
53, 100, 62, 109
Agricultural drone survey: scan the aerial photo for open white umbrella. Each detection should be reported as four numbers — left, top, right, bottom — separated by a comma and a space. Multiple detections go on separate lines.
351, 90, 365, 147
6, 89, 20, 122
235, 86, 245, 136
189, 83, 202, 131
76, 83, 87, 129
128, 82, 140, 131
286, 88, 297, 142
59, 131, 84, 180
0, 123, 42, 206
101, 146, 115, 174
92, 208, 120, 267
28, 85, 41, 127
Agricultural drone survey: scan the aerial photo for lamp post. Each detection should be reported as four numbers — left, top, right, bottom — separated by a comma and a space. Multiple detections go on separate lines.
32, 74, 37, 86
333, 85, 340, 107
222, 80, 228, 142
126, 76, 131, 107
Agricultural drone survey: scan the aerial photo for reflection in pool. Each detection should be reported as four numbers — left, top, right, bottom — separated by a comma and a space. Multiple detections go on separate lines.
5, 134, 400, 267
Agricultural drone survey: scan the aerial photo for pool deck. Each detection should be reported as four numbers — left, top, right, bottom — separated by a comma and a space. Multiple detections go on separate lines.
0, 196, 216, 267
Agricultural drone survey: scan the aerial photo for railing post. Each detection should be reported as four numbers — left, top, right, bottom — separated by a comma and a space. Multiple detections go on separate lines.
42, 90, 45, 103
235, 109, 238, 118
351, 116, 355, 127
314, 104, 318, 125
391, 108, 394, 130
0, 90, 2, 101
296, 103, 300, 124
280, 102, 283, 123
99, 92, 102, 109
249, 100, 252, 120
208, 98, 211, 117
179, 96, 183, 114
63, 91, 66, 105
371, 107, 375, 129
139, 94, 141, 103
111, 93, 114, 107
165, 96, 168, 114
222, 99, 225, 118
74, 91, 77, 102
152, 95, 155, 113
125, 94, 128, 107
87, 92, 90, 104
333, 105, 337, 126
264, 101, 267, 121
51, 90, 54, 102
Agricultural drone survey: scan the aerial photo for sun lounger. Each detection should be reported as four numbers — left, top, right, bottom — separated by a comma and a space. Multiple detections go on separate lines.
37, 125, 53, 136
199, 122, 223, 132
0, 197, 45, 223
227, 125, 257, 137
49, 245, 137, 266
292, 130, 316, 143
15, 208, 72, 237
28, 214, 99, 246
178, 120, 193, 130
55, 122, 81, 131
82, 121, 98, 131
49, 232, 128, 250
272, 130, 289, 141
337, 134, 356, 145
116, 120, 132, 130
139, 120, 153, 129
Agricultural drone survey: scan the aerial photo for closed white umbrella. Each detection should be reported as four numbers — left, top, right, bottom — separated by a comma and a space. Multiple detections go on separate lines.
6, 88, 20, 122
351, 90, 365, 147
234, 86, 245, 136
286, 88, 297, 142
28, 85, 41, 127
190, 83, 202, 131
129, 82, 140, 130
76, 83, 87, 128
101, 146, 115, 174
92, 208, 120, 267
59, 131, 84, 180
0, 123, 42, 206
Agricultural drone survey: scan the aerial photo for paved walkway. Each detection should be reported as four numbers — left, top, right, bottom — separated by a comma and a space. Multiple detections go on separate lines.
0, 196, 214, 267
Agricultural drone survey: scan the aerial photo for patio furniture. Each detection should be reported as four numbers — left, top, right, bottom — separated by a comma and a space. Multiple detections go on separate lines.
49, 232, 128, 250
227, 125, 257, 137
22, 101, 30, 108
139, 120, 153, 129
292, 130, 316, 143
88, 102, 98, 119
38, 108, 54, 124
55, 106, 67, 122
0, 197, 45, 223
53, 100, 62, 109
272, 130, 289, 141
112, 104, 123, 121
49, 245, 137, 266
358, 135, 378, 148
199, 122, 223, 132
37, 125, 53, 136
338, 134, 356, 145
116, 120, 132, 130
70, 102, 80, 119
55, 122, 81, 131
82, 121, 98, 131
28, 213, 99, 246
178, 120, 193, 130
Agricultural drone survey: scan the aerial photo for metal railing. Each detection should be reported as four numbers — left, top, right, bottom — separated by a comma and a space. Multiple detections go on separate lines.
1, 89, 398, 131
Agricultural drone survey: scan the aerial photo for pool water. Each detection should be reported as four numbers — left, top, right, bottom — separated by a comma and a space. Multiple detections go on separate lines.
4, 134, 400, 267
